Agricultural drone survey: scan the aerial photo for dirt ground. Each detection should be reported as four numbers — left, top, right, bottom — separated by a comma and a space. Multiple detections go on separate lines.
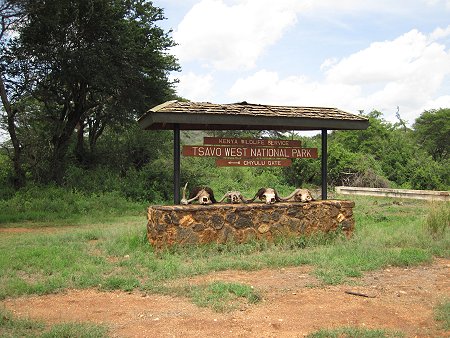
2, 256, 449, 338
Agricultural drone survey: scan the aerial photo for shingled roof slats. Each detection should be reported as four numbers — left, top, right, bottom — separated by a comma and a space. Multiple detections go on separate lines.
138, 100, 369, 131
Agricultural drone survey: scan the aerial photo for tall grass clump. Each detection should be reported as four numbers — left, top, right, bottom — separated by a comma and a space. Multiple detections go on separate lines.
424, 201, 450, 239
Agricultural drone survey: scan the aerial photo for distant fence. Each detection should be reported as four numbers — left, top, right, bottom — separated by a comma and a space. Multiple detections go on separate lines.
335, 186, 450, 201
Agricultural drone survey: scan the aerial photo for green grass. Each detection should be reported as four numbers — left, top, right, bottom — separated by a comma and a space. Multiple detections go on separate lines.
187, 281, 261, 312
0, 186, 147, 225
0, 307, 108, 338
0, 196, 448, 310
434, 299, 450, 330
306, 327, 404, 338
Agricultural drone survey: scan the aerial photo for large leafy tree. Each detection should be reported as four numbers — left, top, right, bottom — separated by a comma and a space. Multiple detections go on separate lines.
2, 0, 179, 183
413, 108, 449, 162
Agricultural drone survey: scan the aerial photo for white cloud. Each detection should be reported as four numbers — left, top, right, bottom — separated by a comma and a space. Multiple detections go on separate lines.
421, 95, 450, 111
228, 27, 450, 123
172, 0, 306, 70
228, 69, 361, 108
172, 0, 448, 73
325, 29, 450, 86
174, 72, 215, 102
423, 0, 450, 8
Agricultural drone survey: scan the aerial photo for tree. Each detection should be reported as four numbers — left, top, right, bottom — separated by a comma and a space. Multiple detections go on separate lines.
0, 0, 26, 188
3, 0, 179, 183
413, 108, 450, 162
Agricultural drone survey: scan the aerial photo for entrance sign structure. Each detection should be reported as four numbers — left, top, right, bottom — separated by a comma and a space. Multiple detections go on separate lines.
138, 100, 369, 204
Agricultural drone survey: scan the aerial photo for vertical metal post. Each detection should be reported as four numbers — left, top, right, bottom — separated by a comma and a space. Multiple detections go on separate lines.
173, 124, 181, 204
321, 129, 328, 200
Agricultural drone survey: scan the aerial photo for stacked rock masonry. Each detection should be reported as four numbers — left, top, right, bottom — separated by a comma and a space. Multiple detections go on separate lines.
147, 200, 355, 248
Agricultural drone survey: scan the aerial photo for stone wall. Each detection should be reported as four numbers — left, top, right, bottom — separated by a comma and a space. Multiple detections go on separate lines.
147, 200, 355, 248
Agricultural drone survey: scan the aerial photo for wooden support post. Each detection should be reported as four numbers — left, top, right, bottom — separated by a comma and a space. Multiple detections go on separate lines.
321, 129, 328, 200
173, 124, 181, 204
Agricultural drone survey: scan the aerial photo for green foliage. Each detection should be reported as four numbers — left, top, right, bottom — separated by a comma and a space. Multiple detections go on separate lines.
326, 110, 449, 190
413, 108, 450, 162
282, 135, 321, 187
2, 0, 179, 184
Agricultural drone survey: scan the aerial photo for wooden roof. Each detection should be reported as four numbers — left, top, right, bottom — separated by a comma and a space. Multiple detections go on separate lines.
138, 100, 369, 131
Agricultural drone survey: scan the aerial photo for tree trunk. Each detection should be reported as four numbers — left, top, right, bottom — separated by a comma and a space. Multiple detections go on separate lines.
75, 119, 85, 163
49, 84, 88, 184
0, 73, 26, 188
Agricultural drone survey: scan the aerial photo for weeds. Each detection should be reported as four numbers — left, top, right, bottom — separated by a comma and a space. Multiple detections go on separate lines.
424, 201, 450, 239
434, 299, 450, 330
0, 307, 108, 338
187, 281, 261, 312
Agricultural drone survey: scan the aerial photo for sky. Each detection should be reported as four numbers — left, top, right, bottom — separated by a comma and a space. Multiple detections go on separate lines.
154, 0, 450, 125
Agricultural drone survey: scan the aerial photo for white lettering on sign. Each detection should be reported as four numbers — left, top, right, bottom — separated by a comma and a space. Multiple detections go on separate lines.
267, 140, 289, 146
218, 138, 238, 144
240, 139, 265, 145
191, 146, 223, 157
244, 160, 266, 166
183, 145, 318, 158
249, 148, 288, 158
224, 147, 248, 157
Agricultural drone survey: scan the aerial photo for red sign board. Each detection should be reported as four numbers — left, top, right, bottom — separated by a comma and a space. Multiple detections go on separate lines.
216, 159, 292, 167
204, 137, 301, 147
182, 145, 318, 159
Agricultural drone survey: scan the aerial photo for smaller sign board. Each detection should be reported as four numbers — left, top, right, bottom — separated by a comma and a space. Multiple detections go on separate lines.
204, 137, 301, 147
216, 159, 292, 167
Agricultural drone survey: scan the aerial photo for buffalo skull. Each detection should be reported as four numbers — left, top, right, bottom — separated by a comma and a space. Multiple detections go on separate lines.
249, 188, 281, 204
281, 188, 314, 202
181, 183, 216, 205
218, 191, 248, 204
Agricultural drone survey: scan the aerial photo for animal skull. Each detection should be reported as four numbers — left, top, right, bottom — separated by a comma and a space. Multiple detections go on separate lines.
250, 188, 281, 204
218, 191, 248, 204
196, 189, 213, 205
281, 188, 314, 202
181, 184, 216, 205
